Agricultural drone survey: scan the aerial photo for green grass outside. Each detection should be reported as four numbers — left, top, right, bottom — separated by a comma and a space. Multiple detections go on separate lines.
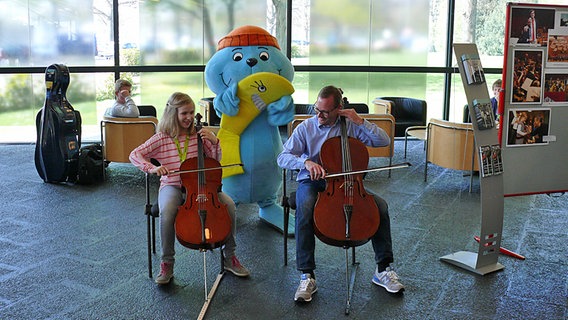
1, 50, 472, 127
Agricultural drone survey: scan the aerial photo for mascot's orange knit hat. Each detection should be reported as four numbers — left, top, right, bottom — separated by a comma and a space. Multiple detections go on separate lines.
217, 25, 280, 51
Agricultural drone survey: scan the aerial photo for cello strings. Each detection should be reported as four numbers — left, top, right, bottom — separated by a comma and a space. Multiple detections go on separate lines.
341, 121, 354, 205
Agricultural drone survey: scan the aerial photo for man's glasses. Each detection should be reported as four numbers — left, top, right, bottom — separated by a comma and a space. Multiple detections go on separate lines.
313, 103, 338, 116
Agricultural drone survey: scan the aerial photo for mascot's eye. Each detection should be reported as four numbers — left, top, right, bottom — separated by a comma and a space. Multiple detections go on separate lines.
233, 52, 243, 61
259, 51, 269, 61
253, 80, 267, 93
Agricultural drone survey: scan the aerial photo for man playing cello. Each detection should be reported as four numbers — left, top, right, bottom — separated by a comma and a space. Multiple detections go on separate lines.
277, 85, 405, 303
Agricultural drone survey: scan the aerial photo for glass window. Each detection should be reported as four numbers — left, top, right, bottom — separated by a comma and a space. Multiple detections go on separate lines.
138, 72, 208, 117
292, 0, 432, 66
292, 71, 373, 105
291, 0, 440, 122
451, 0, 518, 122
451, 0, 508, 70
292, 71, 445, 124
8, 0, 555, 143
0, 72, 101, 143
0, 1, 98, 67
138, 1, 271, 65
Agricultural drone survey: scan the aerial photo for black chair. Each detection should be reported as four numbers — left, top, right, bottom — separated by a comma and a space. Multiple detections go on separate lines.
281, 169, 295, 265
144, 159, 161, 278
343, 99, 369, 113
463, 104, 472, 123
377, 97, 427, 137
198, 97, 221, 126
346, 103, 369, 113
138, 105, 157, 117
341, 97, 369, 114
294, 103, 315, 115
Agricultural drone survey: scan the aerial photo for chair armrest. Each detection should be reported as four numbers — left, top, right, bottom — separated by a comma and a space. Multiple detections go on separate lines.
405, 125, 427, 140
405, 125, 427, 132
101, 116, 158, 125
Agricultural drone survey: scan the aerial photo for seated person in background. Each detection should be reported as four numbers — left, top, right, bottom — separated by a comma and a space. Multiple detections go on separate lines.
490, 79, 502, 121
104, 79, 140, 118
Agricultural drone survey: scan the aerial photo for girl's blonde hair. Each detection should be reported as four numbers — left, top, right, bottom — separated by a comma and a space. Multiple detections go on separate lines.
157, 92, 196, 138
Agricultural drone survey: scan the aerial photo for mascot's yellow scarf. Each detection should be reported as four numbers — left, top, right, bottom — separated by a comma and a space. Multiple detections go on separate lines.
217, 72, 294, 177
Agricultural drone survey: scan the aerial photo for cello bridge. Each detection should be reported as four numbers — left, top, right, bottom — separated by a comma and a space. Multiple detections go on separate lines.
196, 194, 208, 203
339, 181, 353, 190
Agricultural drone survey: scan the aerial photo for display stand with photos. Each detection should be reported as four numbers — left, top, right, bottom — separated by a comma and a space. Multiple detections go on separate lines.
500, 3, 568, 196
440, 43, 505, 276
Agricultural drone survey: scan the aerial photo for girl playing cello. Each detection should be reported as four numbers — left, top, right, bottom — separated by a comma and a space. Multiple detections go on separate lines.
130, 92, 250, 285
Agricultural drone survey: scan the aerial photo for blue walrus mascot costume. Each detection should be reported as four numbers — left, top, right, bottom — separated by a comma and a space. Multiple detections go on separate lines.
205, 25, 296, 234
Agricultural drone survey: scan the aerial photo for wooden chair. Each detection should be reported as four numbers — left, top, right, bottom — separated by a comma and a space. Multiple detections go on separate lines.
404, 125, 428, 159
286, 114, 310, 136
424, 118, 479, 191
371, 98, 393, 114
363, 114, 395, 170
100, 116, 158, 178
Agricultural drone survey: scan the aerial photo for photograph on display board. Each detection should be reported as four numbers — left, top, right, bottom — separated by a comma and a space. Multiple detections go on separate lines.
511, 49, 543, 103
543, 71, 568, 103
509, 7, 555, 46
506, 108, 551, 147
546, 32, 568, 67
555, 11, 568, 28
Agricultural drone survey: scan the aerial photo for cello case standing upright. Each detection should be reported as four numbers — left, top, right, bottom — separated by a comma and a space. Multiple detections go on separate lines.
34, 64, 82, 183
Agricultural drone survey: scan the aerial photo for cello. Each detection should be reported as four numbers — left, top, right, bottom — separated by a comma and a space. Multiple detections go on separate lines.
175, 114, 232, 250
313, 115, 380, 248
313, 115, 381, 315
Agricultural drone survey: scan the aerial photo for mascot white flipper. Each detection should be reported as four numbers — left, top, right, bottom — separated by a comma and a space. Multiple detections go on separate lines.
204, 25, 296, 234
219, 72, 294, 177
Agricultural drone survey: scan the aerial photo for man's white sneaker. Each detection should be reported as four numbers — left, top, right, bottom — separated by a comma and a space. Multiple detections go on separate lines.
294, 273, 317, 302
372, 266, 405, 293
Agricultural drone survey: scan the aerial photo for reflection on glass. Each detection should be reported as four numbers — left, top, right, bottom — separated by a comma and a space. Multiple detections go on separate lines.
139, 72, 206, 117
138, 1, 270, 65
0, 1, 98, 67
0, 0, 509, 143
291, 0, 431, 67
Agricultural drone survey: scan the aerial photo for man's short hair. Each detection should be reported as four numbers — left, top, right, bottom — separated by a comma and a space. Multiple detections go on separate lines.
317, 85, 344, 108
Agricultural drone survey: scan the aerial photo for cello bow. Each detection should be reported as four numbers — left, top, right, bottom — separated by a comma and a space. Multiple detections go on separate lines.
168, 163, 243, 175
322, 162, 412, 179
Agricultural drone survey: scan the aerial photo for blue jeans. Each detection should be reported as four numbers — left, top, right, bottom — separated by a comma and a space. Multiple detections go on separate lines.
295, 179, 394, 272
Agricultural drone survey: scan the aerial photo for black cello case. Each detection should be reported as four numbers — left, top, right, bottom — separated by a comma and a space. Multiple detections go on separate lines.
34, 64, 82, 183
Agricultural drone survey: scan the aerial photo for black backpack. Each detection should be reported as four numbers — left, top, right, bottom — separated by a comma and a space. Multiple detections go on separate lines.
77, 143, 104, 184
